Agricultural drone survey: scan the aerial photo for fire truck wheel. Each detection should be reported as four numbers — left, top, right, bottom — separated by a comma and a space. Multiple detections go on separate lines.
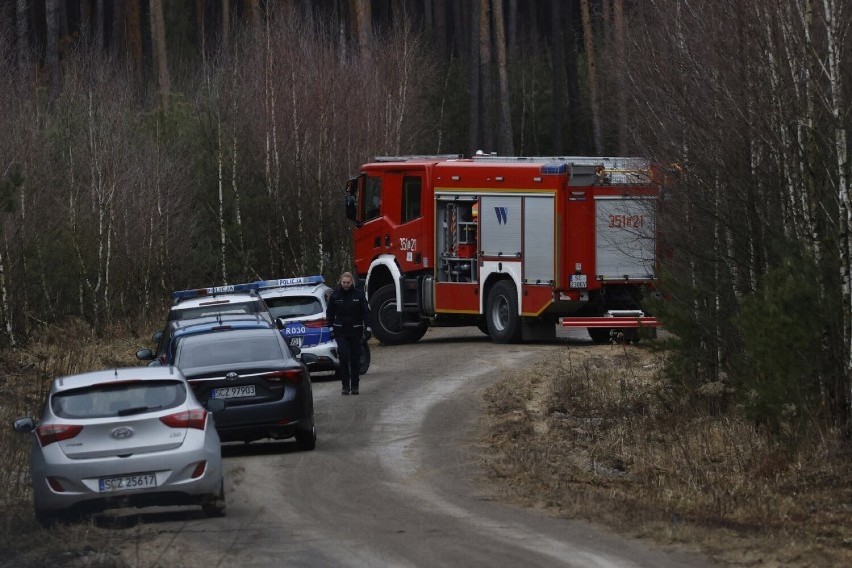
371, 284, 420, 345
486, 280, 522, 343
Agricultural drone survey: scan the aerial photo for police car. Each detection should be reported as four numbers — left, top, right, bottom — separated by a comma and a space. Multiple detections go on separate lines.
168, 285, 273, 324
138, 314, 278, 366
256, 276, 370, 377
147, 284, 275, 354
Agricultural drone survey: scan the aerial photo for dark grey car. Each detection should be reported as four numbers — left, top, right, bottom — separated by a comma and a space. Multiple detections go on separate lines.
175, 327, 317, 450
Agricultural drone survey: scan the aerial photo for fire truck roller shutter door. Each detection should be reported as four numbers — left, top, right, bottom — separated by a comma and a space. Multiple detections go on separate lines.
523, 196, 555, 283
480, 196, 521, 258
594, 197, 656, 280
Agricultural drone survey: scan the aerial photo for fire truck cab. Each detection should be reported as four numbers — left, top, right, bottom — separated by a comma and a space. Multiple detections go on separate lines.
344, 155, 660, 345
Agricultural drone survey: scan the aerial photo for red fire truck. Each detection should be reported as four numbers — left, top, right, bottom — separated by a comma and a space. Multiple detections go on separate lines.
344, 155, 662, 345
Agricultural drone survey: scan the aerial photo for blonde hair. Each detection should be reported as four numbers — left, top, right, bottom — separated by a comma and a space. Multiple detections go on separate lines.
340, 271, 354, 283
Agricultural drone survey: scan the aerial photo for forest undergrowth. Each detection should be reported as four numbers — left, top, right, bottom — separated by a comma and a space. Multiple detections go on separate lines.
0, 319, 156, 567
480, 342, 852, 567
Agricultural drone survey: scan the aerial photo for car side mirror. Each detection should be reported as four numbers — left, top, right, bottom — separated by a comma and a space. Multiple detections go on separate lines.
151, 331, 163, 344
301, 353, 319, 365
136, 348, 155, 361
12, 417, 36, 433
205, 399, 226, 413
276, 317, 286, 330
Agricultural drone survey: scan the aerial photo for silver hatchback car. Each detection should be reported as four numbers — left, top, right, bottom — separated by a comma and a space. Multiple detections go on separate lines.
12, 366, 226, 525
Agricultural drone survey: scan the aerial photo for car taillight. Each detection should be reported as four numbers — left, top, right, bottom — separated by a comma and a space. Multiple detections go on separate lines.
262, 370, 303, 384
35, 424, 83, 447
304, 318, 328, 328
160, 409, 207, 430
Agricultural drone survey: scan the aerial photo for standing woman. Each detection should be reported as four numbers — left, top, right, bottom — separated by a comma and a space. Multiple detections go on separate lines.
326, 272, 371, 395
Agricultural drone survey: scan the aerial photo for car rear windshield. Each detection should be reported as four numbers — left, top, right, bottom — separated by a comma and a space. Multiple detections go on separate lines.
177, 334, 285, 369
169, 299, 265, 321
264, 296, 323, 319
52, 380, 187, 419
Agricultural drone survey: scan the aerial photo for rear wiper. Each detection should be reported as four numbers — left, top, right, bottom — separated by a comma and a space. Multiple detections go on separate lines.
117, 405, 159, 416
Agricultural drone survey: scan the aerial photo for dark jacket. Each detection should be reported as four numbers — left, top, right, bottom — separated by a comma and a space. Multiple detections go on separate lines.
327, 286, 371, 337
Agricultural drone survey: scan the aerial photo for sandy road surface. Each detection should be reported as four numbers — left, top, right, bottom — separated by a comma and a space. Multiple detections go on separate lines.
115, 327, 715, 568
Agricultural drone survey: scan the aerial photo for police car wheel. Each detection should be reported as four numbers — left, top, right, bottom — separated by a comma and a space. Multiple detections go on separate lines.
359, 340, 371, 374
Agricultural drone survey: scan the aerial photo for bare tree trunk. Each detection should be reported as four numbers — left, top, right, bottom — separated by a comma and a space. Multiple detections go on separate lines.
613, 0, 627, 155
221, 0, 231, 53
0, 233, 15, 347
821, 0, 852, 409
18, 174, 29, 334
478, 0, 494, 152
45, 0, 60, 98
353, 0, 372, 63
111, 0, 124, 59
451, 0, 464, 58
492, 0, 513, 155
290, 69, 305, 273
196, 0, 206, 62
436, 55, 453, 153
434, 0, 447, 58
550, 0, 565, 154
579, 0, 602, 154
508, 0, 518, 60
126, 0, 143, 84
149, 0, 171, 110
16, 0, 29, 74
80, 0, 92, 45
231, 47, 246, 277
217, 113, 228, 283
95, 0, 105, 50
467, 0, 480, 154
264, 3, 277, 275
244, 0, 259, 21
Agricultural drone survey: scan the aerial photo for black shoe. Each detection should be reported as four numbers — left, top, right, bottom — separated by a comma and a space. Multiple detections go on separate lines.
351, 389, 359, 395
342, 389, 350, 395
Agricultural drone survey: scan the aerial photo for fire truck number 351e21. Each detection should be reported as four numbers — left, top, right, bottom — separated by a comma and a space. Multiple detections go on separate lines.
344, 155, 664, 346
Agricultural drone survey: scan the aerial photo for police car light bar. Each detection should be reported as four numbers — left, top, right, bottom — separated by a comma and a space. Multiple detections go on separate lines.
252, 275, 325, 291
172, 276, 325, 302
172, 282, 259, 302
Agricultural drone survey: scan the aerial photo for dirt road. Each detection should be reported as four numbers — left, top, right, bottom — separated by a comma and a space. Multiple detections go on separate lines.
115, 327, 714, 568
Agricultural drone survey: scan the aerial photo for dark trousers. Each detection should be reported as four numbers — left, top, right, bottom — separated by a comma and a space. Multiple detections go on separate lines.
337, 333, 362, 390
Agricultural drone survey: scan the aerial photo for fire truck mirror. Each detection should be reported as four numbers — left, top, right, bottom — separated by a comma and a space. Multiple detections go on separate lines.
345, 193, 358, 223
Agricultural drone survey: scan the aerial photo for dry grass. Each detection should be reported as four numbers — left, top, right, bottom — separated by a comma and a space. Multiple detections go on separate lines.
0, 318, 156, 567
479, 342, 852, 567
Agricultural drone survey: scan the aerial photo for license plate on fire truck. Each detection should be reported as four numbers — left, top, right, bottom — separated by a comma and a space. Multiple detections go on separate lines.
569, 274, 587, 289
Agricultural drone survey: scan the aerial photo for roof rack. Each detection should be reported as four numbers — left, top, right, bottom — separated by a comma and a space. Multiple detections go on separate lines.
372, 154, 463, 162
470, 155, 653, 184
